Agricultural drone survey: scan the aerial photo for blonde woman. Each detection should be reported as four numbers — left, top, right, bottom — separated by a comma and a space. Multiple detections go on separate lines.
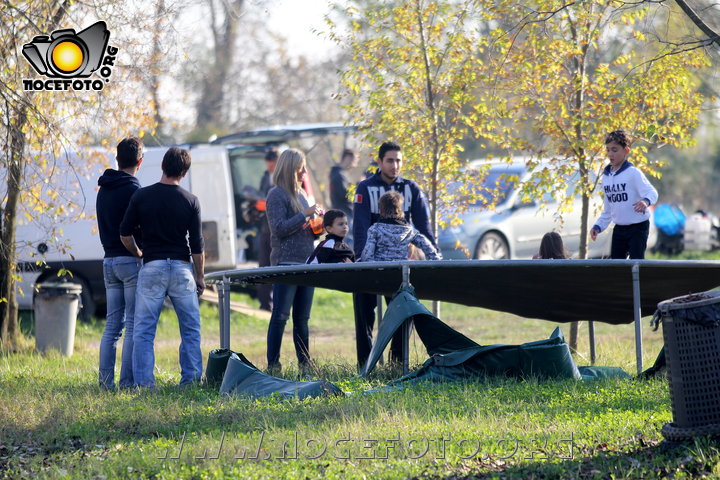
265, 148, 322, 372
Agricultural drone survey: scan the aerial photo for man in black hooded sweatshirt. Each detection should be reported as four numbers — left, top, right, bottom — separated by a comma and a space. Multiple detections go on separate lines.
96, 137, 143, 390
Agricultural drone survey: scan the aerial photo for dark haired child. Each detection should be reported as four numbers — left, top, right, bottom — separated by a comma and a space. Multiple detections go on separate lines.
590, 130, 658, 259
306, 209, 355, 264
533, 231, 569, 259
361, 191, 441, 261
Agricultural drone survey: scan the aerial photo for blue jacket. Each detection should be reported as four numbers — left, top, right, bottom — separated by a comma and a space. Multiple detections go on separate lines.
352, 172, 434, 256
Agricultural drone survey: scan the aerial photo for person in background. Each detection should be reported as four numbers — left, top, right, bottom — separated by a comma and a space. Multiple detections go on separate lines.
120, 147, 205, 389
256, 147, 279, 311
532, 232, 569, 259
590, 130, 658, 259
265, 148, 323, 373
352, 141, 435, 367
96, 137, 143, 390
306, 209, 355, 264
329, 149, 358, 219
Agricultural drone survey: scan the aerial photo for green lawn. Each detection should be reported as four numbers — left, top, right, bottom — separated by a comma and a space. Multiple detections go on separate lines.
2, 275, 720, 478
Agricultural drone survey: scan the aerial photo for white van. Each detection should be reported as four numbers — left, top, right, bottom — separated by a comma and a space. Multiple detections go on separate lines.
15, 144, 238, 320
13, 123, 358, 320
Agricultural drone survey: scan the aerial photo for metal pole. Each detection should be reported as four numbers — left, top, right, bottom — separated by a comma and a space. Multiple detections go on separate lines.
401, 263, 410, 374
218, 277, 231, 350
376, 295, 384, 366
632, 263, 643, 375
588, 321, 596, 365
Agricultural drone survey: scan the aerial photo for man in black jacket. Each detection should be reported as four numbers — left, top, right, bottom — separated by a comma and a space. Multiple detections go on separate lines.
329, 149, 358, 219
96, 137, 143, 390
256, 148, 278, 311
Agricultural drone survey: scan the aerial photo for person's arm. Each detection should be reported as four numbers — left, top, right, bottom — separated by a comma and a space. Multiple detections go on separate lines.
187, 198, 206, 294
412, 232, 441, 260
590, 178, 612, 241
119, 192, 142, 258
360, 228, 378, 262
192, 252, 205, 296
633, 169, 659, 213
266, 188, 314, 239
409, 183, 435, 247
120, 235, 142, 258
352, 182, 371, 256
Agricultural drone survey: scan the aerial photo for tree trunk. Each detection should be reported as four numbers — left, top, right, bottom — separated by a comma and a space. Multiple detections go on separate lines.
195, 0, 245, 129
415, 0, 442, 317
1, 0, 68, 350
674, 0, 720, 47
1, 106, 27, 350
150, 0, 167, 140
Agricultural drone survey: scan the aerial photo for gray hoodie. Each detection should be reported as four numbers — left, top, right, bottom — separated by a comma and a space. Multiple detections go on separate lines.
361, 218, 441, 262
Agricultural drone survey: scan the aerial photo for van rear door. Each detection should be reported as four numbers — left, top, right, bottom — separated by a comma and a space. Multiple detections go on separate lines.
185, 145, 237, 270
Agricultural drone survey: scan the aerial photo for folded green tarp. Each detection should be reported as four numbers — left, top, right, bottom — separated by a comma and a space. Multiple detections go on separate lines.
361, 286, 629, 383
205, 348, 236, 385
219, 352, 344, 399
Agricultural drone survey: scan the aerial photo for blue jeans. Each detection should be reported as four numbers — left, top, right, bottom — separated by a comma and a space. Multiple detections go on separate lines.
99, 256, 141, 389
132, 259, 203, 388
266, 283, 314, 367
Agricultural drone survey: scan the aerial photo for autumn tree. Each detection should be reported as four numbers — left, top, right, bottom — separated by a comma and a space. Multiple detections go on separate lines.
1, 1, 156, 349
328, 0, 502, 240
192, 0, 245, 138
480, 0, 708, 347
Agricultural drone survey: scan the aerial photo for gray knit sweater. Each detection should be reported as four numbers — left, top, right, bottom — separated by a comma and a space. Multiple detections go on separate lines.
361, 219, 441, 262
266, 186, 315, 266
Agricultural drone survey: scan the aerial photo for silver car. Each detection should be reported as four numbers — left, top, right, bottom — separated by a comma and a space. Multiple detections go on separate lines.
438, 162, 614, 259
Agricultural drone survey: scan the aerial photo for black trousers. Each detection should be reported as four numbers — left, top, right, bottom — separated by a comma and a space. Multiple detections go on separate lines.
353, 292, 411, 367
611, 220, 650, 259
256, 224, 273, 310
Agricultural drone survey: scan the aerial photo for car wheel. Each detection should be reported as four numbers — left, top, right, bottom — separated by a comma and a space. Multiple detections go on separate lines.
474, 232, 510, 260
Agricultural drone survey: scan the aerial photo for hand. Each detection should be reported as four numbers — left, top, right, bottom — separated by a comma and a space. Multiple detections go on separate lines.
303, 204, 323, 217
195, 276, 206, 296
590, 228, 599, 241
633, 199, 648, 213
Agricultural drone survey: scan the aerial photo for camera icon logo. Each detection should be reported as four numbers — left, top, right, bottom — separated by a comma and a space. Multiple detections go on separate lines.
22, 21, 109, 78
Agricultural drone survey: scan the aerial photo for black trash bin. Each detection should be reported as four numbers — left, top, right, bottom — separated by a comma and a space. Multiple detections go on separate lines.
34, 282, 83, 357
654, 290, 720, 441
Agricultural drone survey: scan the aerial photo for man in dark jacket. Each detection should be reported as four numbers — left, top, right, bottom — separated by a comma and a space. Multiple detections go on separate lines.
120, 147, 205, 388
352, 141, 435, 367
328, 149, 358, 219
256, 148, 278, 311
96, 137, 143, 390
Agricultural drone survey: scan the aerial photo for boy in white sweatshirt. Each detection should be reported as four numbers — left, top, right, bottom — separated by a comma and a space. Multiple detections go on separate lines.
590, 130, 658, 259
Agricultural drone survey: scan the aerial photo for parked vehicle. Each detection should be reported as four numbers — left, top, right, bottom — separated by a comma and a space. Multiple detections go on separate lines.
12, 123, 357, 320
438, 161, 618, 260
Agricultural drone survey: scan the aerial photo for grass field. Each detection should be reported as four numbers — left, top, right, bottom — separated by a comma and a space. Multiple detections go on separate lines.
2, 255, 720, 479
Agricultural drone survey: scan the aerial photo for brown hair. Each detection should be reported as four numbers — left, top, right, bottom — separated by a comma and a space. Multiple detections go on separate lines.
605, 130, 632, 148
538, 232, 568, 259
323, 209, 346, 228
379, 190, 404, 219
272, 148, 306, 213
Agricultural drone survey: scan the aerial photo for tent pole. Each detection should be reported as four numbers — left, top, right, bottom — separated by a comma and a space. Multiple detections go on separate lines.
402, 263, 410, 374
219, 277, 231, 350
632, 263, 643, 375
588, 321, 596, 365
376, 295, 384, 366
